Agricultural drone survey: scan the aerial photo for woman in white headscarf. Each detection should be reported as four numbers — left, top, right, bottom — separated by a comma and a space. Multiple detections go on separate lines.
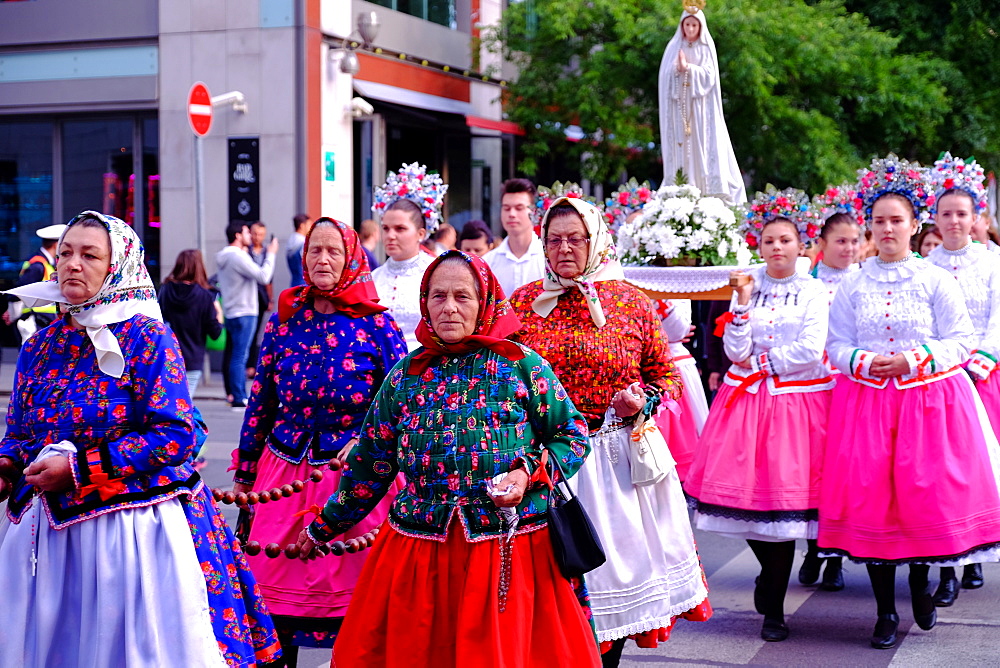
509, 197, 711, 667
0, 211, 280, 667
658, 6, 747, 204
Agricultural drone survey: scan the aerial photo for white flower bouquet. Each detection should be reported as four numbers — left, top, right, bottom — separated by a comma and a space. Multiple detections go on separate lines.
616, 184, 751, 266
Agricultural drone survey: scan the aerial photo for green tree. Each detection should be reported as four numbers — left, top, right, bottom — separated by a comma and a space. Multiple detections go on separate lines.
486, 0, 960, 193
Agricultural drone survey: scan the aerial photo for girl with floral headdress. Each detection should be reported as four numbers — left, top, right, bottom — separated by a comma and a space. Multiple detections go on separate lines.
924, 154, 999, 606
509, 197, 710, 667
795, 186, 865, 592
0, 211, 280, 666
684, 186, 833, 643
818, 154, 1000, 650
371, 163, 448, 351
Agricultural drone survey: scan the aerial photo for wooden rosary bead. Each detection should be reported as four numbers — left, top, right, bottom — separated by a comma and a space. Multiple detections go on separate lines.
328, 459, 342, 472
280, 484, 294, 497
246, 492, 259, 505
222, 491, 236, 505
291, 480, 305, 493
309, 469, 324, 482
235, 492, 248, 506
270, 488, 283, 500
315, 544, 331, 556
345, 538, 360, 554
257, 490, 271, 503
284, 544, 300, 559
244, 541, 262, 556
330, 541, 346, 556
355, 535, 369, 549
212, 488, 224, 502
264, 543, 282, 558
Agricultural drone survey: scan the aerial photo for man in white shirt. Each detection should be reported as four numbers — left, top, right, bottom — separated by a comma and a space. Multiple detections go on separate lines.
483, 178, 547, 297
217, 221, 277, 408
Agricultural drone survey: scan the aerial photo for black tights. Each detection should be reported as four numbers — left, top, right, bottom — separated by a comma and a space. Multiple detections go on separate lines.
601, 637, 627, 668
747, 539, 796, 621
866, 564, 931, 616
805, 538, 844, 570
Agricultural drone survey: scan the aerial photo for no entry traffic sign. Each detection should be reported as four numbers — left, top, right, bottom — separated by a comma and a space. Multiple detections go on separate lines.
188, 82, 213, 136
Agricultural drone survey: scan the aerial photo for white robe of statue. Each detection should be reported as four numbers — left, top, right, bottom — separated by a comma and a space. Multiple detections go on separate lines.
658, 10, 747, 204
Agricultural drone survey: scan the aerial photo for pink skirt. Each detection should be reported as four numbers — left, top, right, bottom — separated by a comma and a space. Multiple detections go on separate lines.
977, 374, 1000, 437
654, 364, 707, 483
684, 383, 829, 514
246, 449, 402, 618
818, 374, 1000, 563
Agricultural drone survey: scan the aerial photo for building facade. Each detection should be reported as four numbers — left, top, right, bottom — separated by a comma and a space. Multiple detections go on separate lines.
0, 0, 514, 295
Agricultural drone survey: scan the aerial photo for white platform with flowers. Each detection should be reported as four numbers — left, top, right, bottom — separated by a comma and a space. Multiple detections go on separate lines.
624, 265, 757, 300
615, 182, 756, 299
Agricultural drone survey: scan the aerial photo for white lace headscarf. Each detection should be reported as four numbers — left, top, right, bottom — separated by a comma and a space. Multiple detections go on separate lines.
531, 197, 625, 328
4, 211, 162, 377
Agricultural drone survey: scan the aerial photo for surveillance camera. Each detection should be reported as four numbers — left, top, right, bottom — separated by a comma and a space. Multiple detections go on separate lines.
350, 97, 374, 117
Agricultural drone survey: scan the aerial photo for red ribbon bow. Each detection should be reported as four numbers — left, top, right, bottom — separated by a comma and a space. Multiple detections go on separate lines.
78, 472, 127, 501
292, 504, 324, 520
725, 370, 768, 408
714, 312, 735, 337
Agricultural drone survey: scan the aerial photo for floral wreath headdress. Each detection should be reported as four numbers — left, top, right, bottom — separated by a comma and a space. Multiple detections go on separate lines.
929, 152, 988, 215
372, 162, 448, 234
812, 184, 865, 227
603, 178, 654, 232
856, 153, 934, 226
534, 181, 599, 229
740, 185, 818, 249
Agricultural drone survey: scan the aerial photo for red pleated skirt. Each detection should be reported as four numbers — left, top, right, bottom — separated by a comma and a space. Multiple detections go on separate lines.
332, 524, 601, 668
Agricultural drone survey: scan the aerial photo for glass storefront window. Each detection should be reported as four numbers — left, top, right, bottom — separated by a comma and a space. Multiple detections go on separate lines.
0, 121, 53, 287
371, 0, 456, 29
61, 119, 134, 223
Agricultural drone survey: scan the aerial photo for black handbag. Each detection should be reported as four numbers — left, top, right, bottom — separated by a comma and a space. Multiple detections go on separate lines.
546, 453, 607, 579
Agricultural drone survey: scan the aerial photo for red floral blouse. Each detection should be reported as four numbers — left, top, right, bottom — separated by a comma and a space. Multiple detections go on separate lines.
508, 279, 682, 429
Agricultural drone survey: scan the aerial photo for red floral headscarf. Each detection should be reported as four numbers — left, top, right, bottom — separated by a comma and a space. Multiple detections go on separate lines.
277, 217, 386, 322
409, 250, 524, 376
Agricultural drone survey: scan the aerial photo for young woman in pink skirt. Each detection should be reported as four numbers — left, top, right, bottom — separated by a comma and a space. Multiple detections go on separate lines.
797, 188, 865, 591
685, 186, 834, 642
925, 153, 999, 606
820, 154, 1000, 650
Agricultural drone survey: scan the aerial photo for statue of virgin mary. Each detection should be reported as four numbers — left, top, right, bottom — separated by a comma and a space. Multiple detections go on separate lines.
658, 2, 747, 204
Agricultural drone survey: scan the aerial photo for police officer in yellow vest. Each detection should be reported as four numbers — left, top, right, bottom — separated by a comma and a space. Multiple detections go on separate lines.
3, 224, 65, 342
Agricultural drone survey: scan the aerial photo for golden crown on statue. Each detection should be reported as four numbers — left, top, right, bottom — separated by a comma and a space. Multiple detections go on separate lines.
684, 0, 706, 14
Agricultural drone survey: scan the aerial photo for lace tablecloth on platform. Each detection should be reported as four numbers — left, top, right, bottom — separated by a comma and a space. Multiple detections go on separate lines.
622, 265, 761, 294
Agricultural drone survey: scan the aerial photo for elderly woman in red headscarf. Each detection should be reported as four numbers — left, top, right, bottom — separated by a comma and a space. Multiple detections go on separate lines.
232, 218, 408, 662
295, 250, 601, 668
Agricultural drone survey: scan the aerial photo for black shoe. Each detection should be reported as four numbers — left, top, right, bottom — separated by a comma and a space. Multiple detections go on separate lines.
754, 575, 764, 615
870, 613, 899, 649
820, 561, 845, 592
962, 563, 984, 589
761, 618, 789, 642
911, 586, 938, 630
798, 552, 823, 585
932, 574, 960, 607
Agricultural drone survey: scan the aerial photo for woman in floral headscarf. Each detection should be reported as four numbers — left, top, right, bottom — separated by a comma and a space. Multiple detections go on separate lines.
0, 211, 280, 667
297, 250, 600, 668
508, 198, 710, 668
233, 217, 408, 661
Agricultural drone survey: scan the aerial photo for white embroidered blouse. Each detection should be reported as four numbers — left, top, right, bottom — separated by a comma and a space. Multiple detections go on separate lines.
828, 254, 974, 388
927, 242, 1000, 379
812, 261, 860, 306
720, 266, 833, 395
371, 253, 435, 351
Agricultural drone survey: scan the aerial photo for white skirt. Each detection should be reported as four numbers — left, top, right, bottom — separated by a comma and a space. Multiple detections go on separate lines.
0, 497, 228, 668
575, 423, 708, 642
676, 360, 709, 434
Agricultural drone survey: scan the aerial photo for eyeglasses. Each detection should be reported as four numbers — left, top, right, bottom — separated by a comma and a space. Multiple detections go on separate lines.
544, 236, 589, 250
